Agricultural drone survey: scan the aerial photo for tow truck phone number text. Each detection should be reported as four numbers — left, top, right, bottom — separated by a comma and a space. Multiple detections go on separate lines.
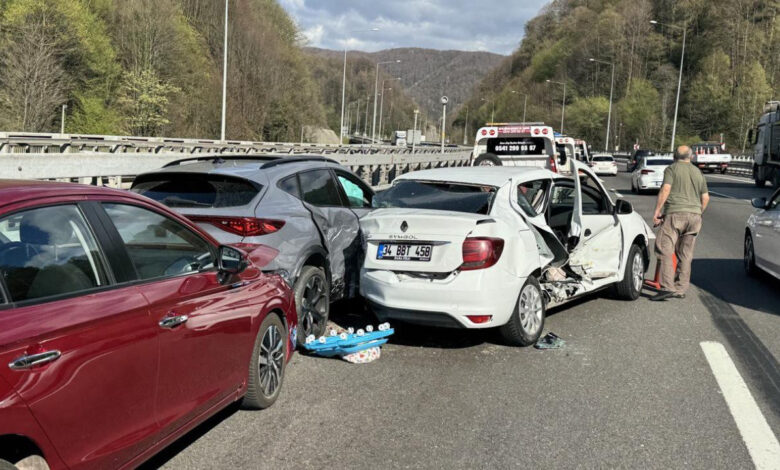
494, 144, 537, 152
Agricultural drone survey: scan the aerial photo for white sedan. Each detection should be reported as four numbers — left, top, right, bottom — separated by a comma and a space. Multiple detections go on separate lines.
360, 161, 655, 346
590, 154, 618, 176
745, 188, 780, 280
631, 156, 674, 193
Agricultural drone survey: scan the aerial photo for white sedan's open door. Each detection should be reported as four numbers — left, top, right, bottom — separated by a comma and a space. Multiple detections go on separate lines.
567, 159, 622, 282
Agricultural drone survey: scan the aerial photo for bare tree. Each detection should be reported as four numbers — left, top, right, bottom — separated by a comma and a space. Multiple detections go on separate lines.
0, 15, 70, 132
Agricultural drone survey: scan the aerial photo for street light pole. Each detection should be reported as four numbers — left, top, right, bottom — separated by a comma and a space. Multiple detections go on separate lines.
546, 79, 567, 134
463, 105, 469, 145
339, 28, 379, 146
412, 109, 419, 152
220, 0, 229, 141
60, 104, 67, 134
440, 96, 448, 153
588, 58, 615, 152
378, 77, 400, 143
651, 20, 687, 152
511, 91, 528, 123
371, 59, 400, 145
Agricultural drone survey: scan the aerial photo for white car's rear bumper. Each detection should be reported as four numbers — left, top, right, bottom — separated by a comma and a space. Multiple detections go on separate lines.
594, 166, 618, 175
360, 267, 523, 328
637, 175, 664, 190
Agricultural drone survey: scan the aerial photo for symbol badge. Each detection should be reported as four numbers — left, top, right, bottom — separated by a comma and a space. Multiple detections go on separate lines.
400, 221, 408, 232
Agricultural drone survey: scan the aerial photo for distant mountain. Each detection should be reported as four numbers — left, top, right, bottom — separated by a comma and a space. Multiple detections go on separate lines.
306, 47, 505, 120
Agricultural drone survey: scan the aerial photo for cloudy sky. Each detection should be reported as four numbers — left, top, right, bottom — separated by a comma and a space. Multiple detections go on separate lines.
278, 0, 549, 55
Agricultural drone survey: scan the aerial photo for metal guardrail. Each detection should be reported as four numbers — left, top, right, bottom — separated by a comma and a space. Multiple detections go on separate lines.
0, 132, 464, 156
0, 132, 473, 188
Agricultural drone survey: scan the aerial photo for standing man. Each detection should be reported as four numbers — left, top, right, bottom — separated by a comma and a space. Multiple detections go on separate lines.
650, 145, 710, 301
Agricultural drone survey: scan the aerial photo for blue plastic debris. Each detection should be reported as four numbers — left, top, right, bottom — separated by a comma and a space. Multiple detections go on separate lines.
303, 323, 394, 357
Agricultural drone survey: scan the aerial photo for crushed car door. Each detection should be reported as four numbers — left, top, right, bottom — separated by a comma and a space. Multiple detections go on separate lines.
568, 160, 623, 281
509, 177, 569, 269
298, 169, 360, 299
333, 169, 375, 298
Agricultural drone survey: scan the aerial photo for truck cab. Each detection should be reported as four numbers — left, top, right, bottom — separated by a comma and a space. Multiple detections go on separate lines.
471, 123, 558, 172
751, 101, 780, 188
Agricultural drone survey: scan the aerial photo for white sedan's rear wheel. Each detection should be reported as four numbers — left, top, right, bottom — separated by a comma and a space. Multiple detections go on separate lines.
499, 276, 545, 346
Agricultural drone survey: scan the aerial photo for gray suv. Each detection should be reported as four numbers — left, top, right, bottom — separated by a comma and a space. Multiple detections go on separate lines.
132, 156, 375, 344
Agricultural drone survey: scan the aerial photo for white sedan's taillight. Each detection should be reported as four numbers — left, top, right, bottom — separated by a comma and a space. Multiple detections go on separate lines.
461, 237, 504, 271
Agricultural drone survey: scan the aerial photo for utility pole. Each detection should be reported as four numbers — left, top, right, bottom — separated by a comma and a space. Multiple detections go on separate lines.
60, 104, 67, 134
441, 96, 448, 153
220, 0, 229, 141
651, 20, 687, 152
588, 58, 615, 152
546, 79, 566, 134
371, 60, 400, 145
412, 109, 419, 152
463, 105, 469, 145
340, 28, 379, 145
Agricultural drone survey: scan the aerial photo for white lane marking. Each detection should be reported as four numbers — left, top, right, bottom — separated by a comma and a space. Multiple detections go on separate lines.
707, 174, 754, 183
709, 190, 738, 200
700, 341, 780, 469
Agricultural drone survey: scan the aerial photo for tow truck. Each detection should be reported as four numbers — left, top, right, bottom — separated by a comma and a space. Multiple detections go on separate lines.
471, 122, 558, 171
574, 139, 591, 163
749, 101, 780, 188
690, 142, 732, 173
554, 135, 575, 174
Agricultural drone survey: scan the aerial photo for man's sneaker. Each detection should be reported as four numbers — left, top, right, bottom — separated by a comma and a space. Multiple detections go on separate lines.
650, 290, 676, 301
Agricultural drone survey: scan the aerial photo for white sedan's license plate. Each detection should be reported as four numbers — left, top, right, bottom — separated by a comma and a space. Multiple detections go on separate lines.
377, 243, 432, 261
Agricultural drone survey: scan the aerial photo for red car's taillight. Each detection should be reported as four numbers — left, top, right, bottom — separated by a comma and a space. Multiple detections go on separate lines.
461, 237, 504, 271
188, 216, 285, 237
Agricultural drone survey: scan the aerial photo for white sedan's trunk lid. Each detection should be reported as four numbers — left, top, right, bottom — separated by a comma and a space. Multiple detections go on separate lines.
362, 209, 495, 273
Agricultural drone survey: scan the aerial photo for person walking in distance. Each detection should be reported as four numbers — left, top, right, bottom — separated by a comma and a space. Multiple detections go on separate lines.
650, 145, 710, 301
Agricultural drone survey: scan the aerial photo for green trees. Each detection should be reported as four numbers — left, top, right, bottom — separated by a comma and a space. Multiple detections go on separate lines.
0, 0, 332, 140
460, 0, 779, 152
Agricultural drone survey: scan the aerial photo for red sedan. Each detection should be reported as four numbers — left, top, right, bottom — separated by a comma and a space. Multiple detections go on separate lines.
0, 180, 297, 470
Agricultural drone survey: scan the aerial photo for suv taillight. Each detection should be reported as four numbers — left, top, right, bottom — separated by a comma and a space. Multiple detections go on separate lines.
188, 216, 285, 237
549, 156, 558, 173
461, 237, 504, 271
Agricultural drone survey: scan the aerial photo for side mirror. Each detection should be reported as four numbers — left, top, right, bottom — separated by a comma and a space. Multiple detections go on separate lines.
218, 245, 248, 276
614, 199, 633, 215
751, 197, 767, 209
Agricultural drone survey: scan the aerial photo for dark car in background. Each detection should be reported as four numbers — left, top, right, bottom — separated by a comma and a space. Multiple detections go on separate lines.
627, 149, 657, 172
132, 156, 375, 344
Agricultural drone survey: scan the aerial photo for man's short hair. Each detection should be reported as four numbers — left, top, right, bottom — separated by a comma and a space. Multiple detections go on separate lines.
675, 146, 692, 161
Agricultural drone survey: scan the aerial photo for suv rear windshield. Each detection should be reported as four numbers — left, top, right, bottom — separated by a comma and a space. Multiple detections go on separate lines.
373, 180, 497, 215
132, 173, 261, 208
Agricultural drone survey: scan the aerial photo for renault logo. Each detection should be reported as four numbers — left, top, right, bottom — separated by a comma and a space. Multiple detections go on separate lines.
400, 221, 408, 232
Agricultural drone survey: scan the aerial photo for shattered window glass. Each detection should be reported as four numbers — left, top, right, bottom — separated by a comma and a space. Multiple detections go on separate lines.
517, 180, 550, 217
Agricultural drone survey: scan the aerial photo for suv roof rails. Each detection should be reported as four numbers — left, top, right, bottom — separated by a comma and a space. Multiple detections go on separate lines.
163, 155, 280, 168
259, 156, 339, 169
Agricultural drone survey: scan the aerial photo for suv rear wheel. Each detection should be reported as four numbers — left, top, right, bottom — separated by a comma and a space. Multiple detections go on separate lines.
294, 266, 330, 345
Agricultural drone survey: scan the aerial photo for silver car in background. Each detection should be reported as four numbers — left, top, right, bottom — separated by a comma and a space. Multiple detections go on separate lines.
132, 156, 375, 344
745, 188, 780, 280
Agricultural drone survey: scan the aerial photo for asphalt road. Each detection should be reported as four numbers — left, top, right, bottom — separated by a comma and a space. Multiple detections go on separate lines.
144, 166, 779, 470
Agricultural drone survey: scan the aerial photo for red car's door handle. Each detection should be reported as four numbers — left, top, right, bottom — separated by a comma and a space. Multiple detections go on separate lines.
159, 314, 189, 329
8, 350, 61, 370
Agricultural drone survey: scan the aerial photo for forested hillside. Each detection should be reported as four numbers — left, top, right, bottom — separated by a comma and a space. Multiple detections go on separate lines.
0, 0, 326, 141
306, 51, 423, 141
456, 0, 779, 152
307, 47, 504, 122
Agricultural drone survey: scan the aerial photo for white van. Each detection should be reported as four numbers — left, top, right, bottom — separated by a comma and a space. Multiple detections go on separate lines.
471, 123, 559, 172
